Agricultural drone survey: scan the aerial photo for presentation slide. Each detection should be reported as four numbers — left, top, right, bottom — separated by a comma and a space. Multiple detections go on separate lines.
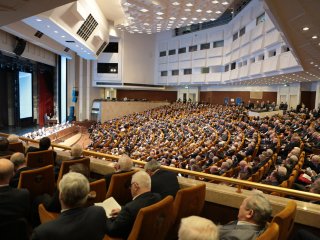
19, 72, 32, 119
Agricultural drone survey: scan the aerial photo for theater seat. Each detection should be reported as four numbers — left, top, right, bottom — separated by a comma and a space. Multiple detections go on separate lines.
26, 150, 54, 168
56, 157, 90, 185
271, 200, 297, 240
8, 142, 24, 153
38, 203, 59, 224
85, 179, 107, 207
0, 217, 29, 240
18, 165, 55, 201
167, 183, 206, 239
256, 222, 279, 240
106, 170, 138, 205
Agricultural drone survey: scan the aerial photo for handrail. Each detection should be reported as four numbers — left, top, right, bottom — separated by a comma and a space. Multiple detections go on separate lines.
1, 132, 319, 202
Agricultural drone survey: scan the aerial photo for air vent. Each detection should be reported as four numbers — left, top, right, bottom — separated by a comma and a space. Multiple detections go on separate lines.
34, 31, 44, 38
96, 41, 107, 56
96, 82, 122, 86
64, 47, 70, 52
77, 14, 98, 41
66, 40, 75, 43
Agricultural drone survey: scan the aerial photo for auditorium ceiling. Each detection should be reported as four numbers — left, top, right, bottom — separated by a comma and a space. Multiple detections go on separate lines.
0, 0, 319, 86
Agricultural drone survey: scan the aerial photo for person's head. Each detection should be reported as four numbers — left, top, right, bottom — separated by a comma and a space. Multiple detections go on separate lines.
7, 134, 20, 143
69, 163, 90, 179
10, 152, 26, 170
237, 193, 272, 226
39, 137, 51, 150
178, 216, 218, 240
0, 158, 14, 184
59, 172, 90, 209
0, 137, 9, 151
311, 155, 320, 166
71, 144, 83, 158
118, 154, 133, 171
130, 171, 151, 198
310, 178, 320, 194
144, 159, 161, 175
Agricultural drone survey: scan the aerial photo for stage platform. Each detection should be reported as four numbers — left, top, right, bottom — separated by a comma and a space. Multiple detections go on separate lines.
248, 109, 283, 118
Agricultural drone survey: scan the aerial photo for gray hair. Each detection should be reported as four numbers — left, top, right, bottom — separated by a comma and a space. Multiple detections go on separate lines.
118, 154, 133, 171
10, 152, 25, 168
71, 144, 83, 158
144, 159, 161, 172
245, 193, 272, 226
7, 134, 20, 143
132, 171, 151, 190
178, 216, 219, 240
59, 172, 90, 208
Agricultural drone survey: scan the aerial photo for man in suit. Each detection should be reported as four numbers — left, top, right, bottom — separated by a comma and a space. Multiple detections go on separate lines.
31, 172, 106, 240
0, 158, 30, 221
219, 192, 272, 240
104, 154, 133, 190
9, 152, 32, 188
26, 136, 57, 161
145, 159, 180, 198
106, 171, 161, 239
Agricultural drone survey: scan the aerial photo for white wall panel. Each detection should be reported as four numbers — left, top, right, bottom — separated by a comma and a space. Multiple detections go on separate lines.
193, 59, 206, 68
251, 22, 264, 40
179, 61, 191, 69
207, 47, 223, 57
192, 74, 205, 83
239, 66, 249, 78
179, 75, 191, 83
249, 61, 262, 75
264, 30, 281, 48
250, 36, 264, 53
192, 50, 206, 59
206, 73, 222, 82
168, 54, 178, 63
167, 62, 179, 70
207, 30, 224, 42
159, 64, 167, 71
207, 57, 222, 66
263, 56, 279, 73
159, 56, 167, 64
230, 69, 239, 80
179, 52, 192, 61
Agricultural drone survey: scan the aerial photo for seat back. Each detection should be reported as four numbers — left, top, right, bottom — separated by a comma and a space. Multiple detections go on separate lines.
26, 150, 54, 168
8, 142, 24, 153
18, 165, 55, 200
57, 157, 91, 184
106, 170, 137, 205
38, 203, 59, 224
0, 218, 29, 240
166, 183, 206, 239
86, 179, 107, 207
256, 222, 279, 240
128, 196, 174, 240
271, 200, 297, 240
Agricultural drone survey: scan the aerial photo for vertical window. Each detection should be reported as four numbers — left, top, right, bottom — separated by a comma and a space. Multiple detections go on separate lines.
184, 69, 192, 75
172, 70, 179, 76
200, 43, 210, 50
239, 27, 246, 37
233, 32, 238, 41
201, 67, 210, 74
178, 47, 186, 54
189, 45, 197, 52
213, 40, 224, 48
230, 62, 236, 70
225, 65, 229, 72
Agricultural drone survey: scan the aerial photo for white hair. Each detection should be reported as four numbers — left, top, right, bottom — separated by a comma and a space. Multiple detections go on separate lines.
178, 216, 218, 240
131, 171, 151, 190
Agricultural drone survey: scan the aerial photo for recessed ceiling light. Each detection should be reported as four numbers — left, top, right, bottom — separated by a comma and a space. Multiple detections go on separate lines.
156, 16, 163, 19
140, 8, 149, 12
312, 35, 318, 39
172, 2, 180, 6
212, 0, 219, 3
36, 18, 42, 22
54, 30, 58, 33
181, 17, 187, 20
186, 3, 193, 7
196, 9, 202, 12
143, 23, 149, 26
216, 11, 222, 14
185, 8, 191, 11
192, 18, 198, 20
156, 12, 164, 15
61, 35, 65, 38
222, 1, 229, 5
123, 2, 131, 6
206, 10, 213, 13
302, 27, 309, 31
169, 17, 176, 20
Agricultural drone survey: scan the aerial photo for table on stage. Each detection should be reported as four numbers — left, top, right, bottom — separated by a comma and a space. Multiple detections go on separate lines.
248, 109, 283, 118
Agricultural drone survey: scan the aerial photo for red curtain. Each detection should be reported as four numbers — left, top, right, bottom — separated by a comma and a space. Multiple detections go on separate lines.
38, 70, 54, 126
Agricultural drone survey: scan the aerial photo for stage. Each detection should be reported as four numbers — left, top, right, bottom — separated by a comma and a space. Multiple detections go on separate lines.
248, 109, 283, 118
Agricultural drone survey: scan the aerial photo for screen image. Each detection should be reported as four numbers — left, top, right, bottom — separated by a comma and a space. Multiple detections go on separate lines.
19, 72, 32, 119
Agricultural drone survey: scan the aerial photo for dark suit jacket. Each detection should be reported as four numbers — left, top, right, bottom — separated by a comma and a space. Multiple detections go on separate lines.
151, 169, 180, 198
219, 221, 265, 240
31, 206, 106, 240
106, 191, 161, 239
0, 186, 30, 222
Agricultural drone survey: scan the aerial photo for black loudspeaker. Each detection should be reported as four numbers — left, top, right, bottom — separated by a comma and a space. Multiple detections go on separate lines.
13, 38, 26, 56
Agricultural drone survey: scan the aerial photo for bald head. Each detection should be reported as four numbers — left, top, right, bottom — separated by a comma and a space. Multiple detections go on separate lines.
0, 158, 14, 184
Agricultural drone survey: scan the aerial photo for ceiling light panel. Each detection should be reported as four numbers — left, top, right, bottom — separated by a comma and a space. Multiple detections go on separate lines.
117, 0, 230, 34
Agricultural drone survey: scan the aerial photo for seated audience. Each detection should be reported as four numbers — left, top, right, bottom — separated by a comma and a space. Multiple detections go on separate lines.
0, 137, 14, 156
145, 159, 180, 198
26, 137, 57, 161
31, 172, 106, 240
104, 154, 133, 190
178, 215, 218, 240
0, 158, 30, 221
106, 171, 161, 239
219, 192, 272, 240
9, 152, 32, 188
